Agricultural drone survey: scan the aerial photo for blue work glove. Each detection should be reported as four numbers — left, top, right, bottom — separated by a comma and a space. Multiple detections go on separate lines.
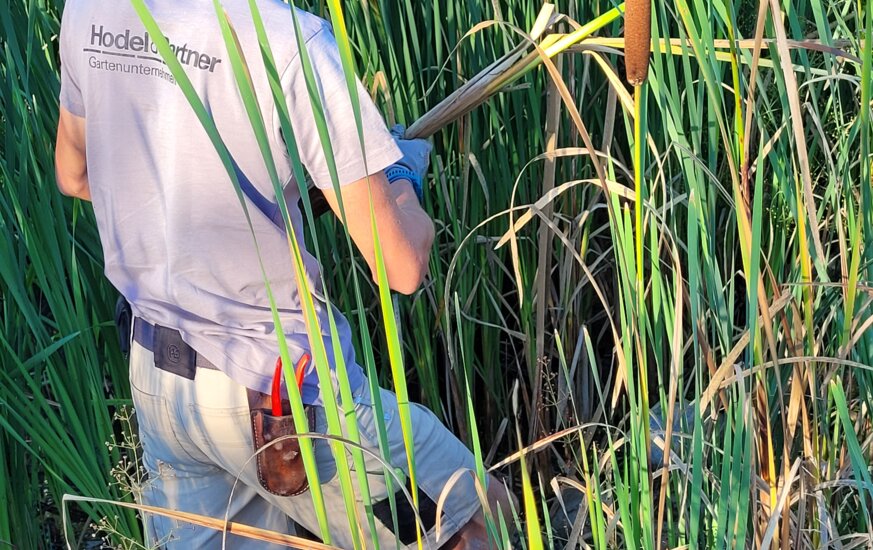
385, 124, 431, 203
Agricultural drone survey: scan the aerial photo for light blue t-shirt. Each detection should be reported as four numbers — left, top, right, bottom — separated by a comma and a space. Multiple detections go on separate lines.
58, 0, 402, 404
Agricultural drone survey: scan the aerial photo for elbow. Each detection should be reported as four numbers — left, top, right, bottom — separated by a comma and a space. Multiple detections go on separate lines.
371, 256, 428, 295
386, 225, 434, 295
55, 162, 90, 200
389, 258, 430, 295
55, 138, 90, 200
56, 174, 85, 198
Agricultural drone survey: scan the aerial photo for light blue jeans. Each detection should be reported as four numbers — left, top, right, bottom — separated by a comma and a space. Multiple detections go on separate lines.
129, 340, 481, 549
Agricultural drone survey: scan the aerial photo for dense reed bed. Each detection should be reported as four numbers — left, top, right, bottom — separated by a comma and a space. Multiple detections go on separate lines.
1, 0, 872, 547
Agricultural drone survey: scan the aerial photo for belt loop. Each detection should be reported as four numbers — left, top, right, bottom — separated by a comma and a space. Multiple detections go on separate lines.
133, 318, 203, 380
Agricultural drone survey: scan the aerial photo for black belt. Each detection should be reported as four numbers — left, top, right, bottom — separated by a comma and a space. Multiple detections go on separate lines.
133, 317, 217, 379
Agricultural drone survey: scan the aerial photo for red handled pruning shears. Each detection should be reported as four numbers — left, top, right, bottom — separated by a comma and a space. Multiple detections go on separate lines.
270, 353, 309, 416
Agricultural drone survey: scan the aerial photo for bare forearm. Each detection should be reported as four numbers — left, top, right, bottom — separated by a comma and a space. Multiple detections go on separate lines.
394, 197, 435, 279
373, 179, 434, 293
323, 153, 436, 294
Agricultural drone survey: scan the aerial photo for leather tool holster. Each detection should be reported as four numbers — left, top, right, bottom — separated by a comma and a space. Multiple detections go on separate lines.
247, 389, 315, 497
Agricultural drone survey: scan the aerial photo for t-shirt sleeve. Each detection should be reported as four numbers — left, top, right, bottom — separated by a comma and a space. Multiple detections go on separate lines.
280, 24, 402, 190
58, 4, 86, 117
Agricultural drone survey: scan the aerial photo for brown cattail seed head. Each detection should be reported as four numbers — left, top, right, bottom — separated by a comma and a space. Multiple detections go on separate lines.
624, 0, 652, 86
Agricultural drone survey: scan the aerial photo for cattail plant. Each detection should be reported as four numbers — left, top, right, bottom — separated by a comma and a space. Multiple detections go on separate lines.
623, 0, 656, 545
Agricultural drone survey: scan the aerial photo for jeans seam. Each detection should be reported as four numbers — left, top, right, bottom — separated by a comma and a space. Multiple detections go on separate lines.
133, 386, 218, 468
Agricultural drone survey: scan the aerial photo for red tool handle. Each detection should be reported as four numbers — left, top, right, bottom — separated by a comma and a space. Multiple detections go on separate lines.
295, 353, 309, 391
271, 358, 283, 416
270, 353, 310, 416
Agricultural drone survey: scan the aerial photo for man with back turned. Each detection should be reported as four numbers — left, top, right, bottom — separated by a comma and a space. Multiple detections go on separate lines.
55, 0, 512, 548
